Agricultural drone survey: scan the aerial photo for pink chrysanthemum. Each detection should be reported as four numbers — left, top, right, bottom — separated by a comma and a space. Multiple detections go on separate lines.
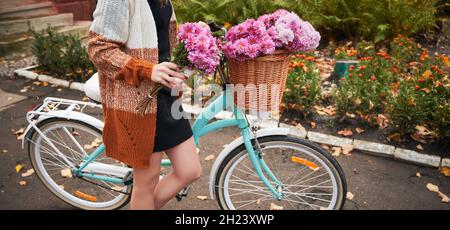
176, 22, 221, 74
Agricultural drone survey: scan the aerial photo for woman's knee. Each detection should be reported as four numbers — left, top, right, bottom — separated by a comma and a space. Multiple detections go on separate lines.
175, 163, 202, 183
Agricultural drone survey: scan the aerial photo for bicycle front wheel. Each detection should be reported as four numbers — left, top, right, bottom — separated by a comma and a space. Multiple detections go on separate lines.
215, 136, 347, 210
28, 118, 131, 210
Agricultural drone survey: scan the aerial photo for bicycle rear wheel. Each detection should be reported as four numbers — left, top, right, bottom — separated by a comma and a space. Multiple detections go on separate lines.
215, 136, 346, 210
28, 118, 131, 210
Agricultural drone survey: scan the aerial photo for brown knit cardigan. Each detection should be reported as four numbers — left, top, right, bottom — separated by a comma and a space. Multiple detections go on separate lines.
87, 0, 178, 168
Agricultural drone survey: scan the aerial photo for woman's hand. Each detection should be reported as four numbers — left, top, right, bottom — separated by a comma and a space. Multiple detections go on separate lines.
150, 62, 187, 89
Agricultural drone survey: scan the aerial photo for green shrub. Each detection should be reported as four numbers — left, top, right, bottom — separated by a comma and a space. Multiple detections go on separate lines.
173, 0, 438, 43
333, 53, 396, 120
387, 55, 450, 140
173, 0, 277, 25
283, 54, 321, 113
30, 26, 95, 82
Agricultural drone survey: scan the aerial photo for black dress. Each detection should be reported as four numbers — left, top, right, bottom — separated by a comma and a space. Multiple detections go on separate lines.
148, 0, 193, 152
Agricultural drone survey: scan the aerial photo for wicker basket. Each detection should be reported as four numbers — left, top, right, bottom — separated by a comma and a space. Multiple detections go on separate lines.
228, 50, 291, 111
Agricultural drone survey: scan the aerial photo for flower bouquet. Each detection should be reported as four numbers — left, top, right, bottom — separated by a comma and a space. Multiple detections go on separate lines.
223, 10, 321, 111
136, 22, 221, 115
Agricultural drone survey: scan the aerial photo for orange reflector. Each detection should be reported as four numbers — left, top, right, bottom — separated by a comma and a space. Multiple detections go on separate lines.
74, 191, 97, 202
291, 156, 319, 170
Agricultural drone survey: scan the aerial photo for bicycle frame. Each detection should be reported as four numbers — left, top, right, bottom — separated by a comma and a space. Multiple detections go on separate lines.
70, 85, 283, 199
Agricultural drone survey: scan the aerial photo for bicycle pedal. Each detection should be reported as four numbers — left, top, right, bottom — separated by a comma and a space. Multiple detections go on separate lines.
176, 187, 190, 202
122, 171, 133, 186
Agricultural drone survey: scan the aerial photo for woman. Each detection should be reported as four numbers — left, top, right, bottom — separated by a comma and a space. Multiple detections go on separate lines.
87, 0, 201, 210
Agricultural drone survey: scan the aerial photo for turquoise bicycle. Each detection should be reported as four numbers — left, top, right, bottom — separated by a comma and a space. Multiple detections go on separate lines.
22, 27, 347, 211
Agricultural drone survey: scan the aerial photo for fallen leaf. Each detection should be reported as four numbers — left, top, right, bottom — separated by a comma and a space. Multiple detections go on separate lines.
32, 81, 42, 86
346, 192, 354, 200
14, 128, 25, 140
346, 112, 356, 118
376, 114, 389, 129
426, 183, 450, 203
332, 147, 342, 157
59, 185, 65, 190
82, 96, 89, 102
71, 131, 80, 136
314, 105, 336, 116
387, 133, 401, 142
269, 203, 284, 210
337, 129, 353, 137
21, 169, 34, 177
355, 128, 365, 134
439, 192, 450, 203
61, 169, 73, 178
83, 138, 102, 150
19, 180, 27, 186
15, 164, 24, 173
426, 183, 439, 193
196, 195, 208, 201
342, 144, 354, 156
320, 144, 330, 150
42, 82, 49, 87
440, 167, 450, 177
415, 125, 432, 136
416, 172, 422, 178
14, 128, 24, 136
310, 122, 317, 129
416, 145, 424, 151
411, 133, 427, 144
204, 154, 215, 161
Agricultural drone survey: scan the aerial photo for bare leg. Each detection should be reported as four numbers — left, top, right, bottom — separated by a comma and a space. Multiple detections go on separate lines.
153, 137, 201, 210
130, 152, 163, 210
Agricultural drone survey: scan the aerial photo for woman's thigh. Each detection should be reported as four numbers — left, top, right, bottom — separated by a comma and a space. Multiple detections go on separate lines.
133, 152, 164, 187
165, 137, 201, 178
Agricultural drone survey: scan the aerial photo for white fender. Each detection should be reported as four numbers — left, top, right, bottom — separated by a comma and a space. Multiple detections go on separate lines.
22, 110, 104, 149
209, 127, 304, 199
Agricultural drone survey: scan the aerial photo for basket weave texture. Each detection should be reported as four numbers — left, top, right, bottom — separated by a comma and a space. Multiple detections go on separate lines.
228, 50, 291, 111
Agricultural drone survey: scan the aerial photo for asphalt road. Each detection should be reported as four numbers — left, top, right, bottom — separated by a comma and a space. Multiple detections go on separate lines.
0, 77, 449, 210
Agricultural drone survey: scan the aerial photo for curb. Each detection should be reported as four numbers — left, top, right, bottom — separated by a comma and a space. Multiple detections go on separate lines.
14, 66, 447, 168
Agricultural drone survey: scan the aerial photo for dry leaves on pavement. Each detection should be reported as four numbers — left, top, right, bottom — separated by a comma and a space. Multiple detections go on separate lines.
355, 128, 365, 134
342, 144, 354, 156
426, 183, 450, 204
61, 169, 73, 178
15, 164, 24, 173
196, 196, 208, 201
337, 129, 353, 137
387, 132, 401, 142
21, 169, 35, 177
440, 167, 450, 177
416, 145, 424, 151
269, 203, 284, 210
13, 128, 25, 140
204, 154, 215, 161
346, 192, 354, 201
332, 147, 342, 157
